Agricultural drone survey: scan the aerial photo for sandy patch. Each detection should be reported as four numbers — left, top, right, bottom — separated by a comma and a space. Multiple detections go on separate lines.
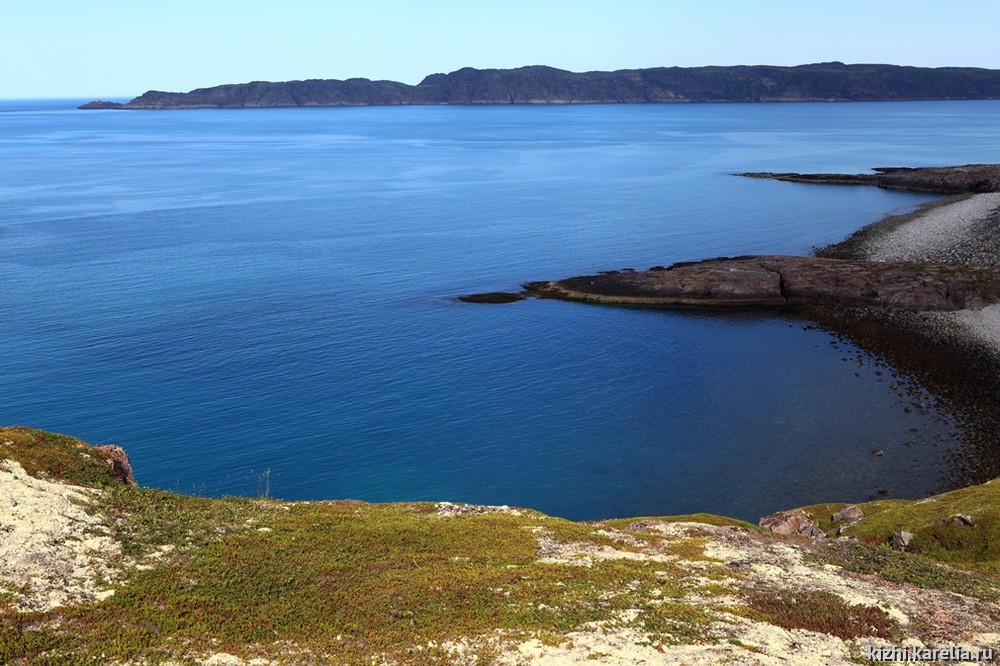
0, 459, 121, 611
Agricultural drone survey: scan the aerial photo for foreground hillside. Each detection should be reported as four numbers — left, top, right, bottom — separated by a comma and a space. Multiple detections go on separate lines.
2, 427, 999, 665
79, 62, 1000, 109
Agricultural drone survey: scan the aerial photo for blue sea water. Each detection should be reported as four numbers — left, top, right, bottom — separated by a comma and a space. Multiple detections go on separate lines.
3, 99, 1000, 522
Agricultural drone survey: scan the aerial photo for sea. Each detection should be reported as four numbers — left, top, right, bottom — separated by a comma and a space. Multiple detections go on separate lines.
3, 98, 1000, 522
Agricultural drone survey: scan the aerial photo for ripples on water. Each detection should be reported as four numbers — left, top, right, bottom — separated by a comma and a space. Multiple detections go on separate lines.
3, 100, 1000, 520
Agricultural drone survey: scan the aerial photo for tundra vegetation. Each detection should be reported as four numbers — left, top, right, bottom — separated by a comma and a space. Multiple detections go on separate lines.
2, 426, 999, 665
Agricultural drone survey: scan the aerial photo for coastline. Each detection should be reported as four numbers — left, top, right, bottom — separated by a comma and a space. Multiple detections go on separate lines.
462, 177, 1000, 493
8, 180, 1000, 664
810, 192, 1000, 489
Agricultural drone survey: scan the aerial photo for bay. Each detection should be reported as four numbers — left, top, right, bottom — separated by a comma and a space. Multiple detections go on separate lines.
3, 99, 1000, 521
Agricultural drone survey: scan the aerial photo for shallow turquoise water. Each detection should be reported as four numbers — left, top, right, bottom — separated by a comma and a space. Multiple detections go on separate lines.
3, 99, 1000, 520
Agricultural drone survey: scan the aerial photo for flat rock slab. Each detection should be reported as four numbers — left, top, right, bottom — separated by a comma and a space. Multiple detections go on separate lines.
523, 255, 1000, 311
740, 164, 1000, 194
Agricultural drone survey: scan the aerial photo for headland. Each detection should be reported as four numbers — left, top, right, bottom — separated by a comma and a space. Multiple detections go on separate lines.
78, 62, 1000, 109
461, 164, 1000, 489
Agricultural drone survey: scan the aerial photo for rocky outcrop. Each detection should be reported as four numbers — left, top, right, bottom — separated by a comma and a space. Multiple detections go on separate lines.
457, 291, 526, 304
512, 255, 1000, 311
741, 164, 1000, 194
94, 444, 137, 486
79, 63, 1000, 110
831, 505, 865, 526
889, 530, 917, 552
759, 510, 825, 537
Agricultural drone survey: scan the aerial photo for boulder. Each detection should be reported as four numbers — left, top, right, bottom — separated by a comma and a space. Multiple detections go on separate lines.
948, 514, 975, 526
760, 510, 824, 537
889, 530, 916, 551
831, 505, 865, 526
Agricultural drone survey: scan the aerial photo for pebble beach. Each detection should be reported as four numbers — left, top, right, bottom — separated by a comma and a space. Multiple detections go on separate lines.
813, 192, 1000, 488
844, 193, 1000, 352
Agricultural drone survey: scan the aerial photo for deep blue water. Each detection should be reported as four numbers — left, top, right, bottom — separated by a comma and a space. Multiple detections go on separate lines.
4, 99, 1000, 521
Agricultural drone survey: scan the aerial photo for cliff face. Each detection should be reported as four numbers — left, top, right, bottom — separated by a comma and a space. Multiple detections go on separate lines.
80, 62, 1000, 109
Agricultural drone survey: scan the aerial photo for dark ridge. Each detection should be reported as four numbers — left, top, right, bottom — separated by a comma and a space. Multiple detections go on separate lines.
80, 63, 1000, 110
457, 292, 525, 304
740, 164, 1000, 194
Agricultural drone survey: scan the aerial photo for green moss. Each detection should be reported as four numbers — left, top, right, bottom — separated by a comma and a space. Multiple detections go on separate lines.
812, 542, 1000, 600
802, 478, 1000, 571
7, 427, 1000, 663
0, 427, 125, 489
599, 513, 763, 532
1, 487, 727, 663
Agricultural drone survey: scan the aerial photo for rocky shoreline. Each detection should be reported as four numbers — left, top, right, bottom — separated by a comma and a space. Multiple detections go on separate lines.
461, 165, 1000, 490
740, 164, 1000, 194
518, 255, 1000, 311
809, 190, 1000, 489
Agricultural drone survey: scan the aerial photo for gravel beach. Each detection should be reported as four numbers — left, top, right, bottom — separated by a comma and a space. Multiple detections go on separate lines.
861, 193, 1000, 265
812, 192, 1000, 488
830, 193, 1000, 353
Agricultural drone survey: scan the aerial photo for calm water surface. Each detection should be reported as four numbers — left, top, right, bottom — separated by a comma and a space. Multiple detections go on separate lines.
4, 99, 1000, 521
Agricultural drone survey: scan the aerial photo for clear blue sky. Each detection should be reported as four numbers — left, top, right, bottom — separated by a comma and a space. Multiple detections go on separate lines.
4, 0, 1000, 99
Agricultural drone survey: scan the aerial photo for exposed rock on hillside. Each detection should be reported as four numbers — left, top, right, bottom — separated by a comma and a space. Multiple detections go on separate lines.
95, 444, 137, 486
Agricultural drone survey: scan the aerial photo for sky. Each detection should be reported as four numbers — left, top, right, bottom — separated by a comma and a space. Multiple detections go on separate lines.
4, 0, 1000, 99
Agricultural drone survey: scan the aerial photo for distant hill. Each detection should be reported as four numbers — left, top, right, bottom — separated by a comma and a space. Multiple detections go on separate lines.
80, 62, 1000, 109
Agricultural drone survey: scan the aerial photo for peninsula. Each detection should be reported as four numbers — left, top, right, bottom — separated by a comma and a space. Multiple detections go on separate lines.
79, 62, 1000, 109
461, 165, 1000, 308
462, 164, 1000, 491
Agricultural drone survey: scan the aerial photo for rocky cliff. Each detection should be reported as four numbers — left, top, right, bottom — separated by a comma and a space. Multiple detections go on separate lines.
79, 62, 1000, 109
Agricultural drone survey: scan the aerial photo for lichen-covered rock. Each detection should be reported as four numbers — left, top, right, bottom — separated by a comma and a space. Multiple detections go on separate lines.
0, 459, 122, 610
